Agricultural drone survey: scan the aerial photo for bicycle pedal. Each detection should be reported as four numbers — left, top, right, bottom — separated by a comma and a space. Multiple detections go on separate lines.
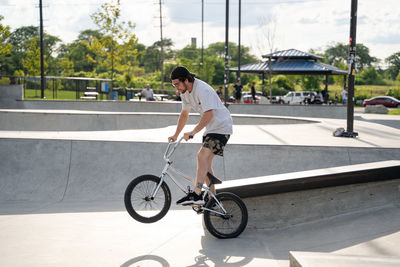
192, 206, 204, 214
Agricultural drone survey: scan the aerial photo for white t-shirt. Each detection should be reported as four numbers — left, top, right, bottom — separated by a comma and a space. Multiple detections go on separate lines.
141, 88, 154, 100
340, 90, 348, 100
181, 78, 233, 135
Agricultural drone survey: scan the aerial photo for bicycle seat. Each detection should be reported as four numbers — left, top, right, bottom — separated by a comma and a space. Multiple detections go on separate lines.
207, 172, 222, 185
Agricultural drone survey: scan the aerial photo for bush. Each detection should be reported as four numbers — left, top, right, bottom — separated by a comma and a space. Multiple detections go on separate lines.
386, 88, 400, 99
356, 67, 386, 85
273, 75, 292, 91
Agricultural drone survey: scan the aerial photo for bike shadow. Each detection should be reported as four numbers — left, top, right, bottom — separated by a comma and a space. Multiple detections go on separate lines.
120, 254, 170, 267
188, 234, 256, 267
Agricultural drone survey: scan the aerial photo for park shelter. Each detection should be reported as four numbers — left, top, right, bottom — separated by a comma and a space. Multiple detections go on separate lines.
230, 48, 348, 99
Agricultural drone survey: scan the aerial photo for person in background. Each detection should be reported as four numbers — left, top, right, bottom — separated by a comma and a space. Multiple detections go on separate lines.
341, 87, 348, 106
141, 84, 155, 101
216, 86, 224, 101
250, 82, 256, 104
233, 79, 243, 103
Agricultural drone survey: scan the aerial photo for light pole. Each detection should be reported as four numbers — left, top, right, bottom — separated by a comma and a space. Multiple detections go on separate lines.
224, 0, 229, 106
39, 0, 45, 98
343, 0, 358, 137
237, 0, 241, 80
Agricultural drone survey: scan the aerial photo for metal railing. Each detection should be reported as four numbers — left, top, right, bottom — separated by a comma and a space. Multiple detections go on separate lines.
0, 75, 177, 101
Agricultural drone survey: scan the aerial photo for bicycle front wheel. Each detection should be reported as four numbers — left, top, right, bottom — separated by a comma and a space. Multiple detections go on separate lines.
124, 175, 171, 223
203, 192, 248, 239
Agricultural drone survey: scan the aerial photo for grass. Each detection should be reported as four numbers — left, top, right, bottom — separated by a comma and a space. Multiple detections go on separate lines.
295, 84, 397, 100
388, 109, 400, 116
24, 88, 123, 101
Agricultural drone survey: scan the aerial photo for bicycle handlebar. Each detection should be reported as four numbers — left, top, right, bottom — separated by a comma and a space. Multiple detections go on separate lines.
164, 135, 193, 161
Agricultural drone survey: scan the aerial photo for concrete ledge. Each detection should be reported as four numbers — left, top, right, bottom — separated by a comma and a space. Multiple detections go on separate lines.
3, 99, 347, 118
365, 104, 389, 114
0, 110, 316, 131
216, 161, 400, 229
0, 85, 23, 101
239, 179, 400, 229
216, 160, 400, 198
290, 251, 400, 267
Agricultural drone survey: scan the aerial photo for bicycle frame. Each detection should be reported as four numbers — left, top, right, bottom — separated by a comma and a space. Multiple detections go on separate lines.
150, 137, 227, 215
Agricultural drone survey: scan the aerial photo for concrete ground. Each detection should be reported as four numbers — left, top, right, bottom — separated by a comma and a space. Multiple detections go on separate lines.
1, 201, 399, 267
0, 106, 399, 266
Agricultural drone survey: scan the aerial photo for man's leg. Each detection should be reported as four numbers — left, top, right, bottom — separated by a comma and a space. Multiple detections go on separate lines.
206, 153, 216, 194
194, 146, 214, 195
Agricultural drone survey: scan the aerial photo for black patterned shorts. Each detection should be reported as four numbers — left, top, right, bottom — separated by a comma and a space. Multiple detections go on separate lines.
202, 134, 230, 156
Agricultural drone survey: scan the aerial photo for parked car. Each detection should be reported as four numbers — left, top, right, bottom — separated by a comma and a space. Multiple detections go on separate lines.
268, 96, 284, 104
363, 96, 400, 108
242, 94, 260, 104
240, 91, 270, 104
280, 91, 313, 104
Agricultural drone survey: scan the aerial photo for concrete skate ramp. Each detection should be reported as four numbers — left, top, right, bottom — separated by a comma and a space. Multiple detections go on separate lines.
216, 160, 400, 229
0, 109, 315, 131
5, 99, 347, 119
1, 137, 400, 237
1, 138, 400, 206
216, 160, 400, 198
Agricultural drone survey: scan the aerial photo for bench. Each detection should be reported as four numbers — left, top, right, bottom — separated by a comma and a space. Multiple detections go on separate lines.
84, 92, 99, 97
154, 94, 169, 101
80, 96, 96, 100
81, 87, 99, 100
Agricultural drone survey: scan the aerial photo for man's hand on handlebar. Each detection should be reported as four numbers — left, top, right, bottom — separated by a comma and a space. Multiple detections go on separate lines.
168, 135, 178, 143
183, 131, 195, 141
168, 132, 194, 143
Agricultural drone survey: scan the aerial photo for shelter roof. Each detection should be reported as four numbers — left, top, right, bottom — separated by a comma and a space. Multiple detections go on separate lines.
231, 49, 347, 75
262, 48, 323, 61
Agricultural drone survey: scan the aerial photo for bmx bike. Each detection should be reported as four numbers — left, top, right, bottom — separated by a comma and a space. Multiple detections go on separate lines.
124, 136, 248, 239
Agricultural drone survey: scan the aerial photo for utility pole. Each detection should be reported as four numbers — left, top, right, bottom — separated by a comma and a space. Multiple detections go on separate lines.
237, 0, 241, 80
201, 0, 204, 66
224, 0, 229, 106
343, 0, 358, 137
159, 0, 164, 89
39, 0, 45, 98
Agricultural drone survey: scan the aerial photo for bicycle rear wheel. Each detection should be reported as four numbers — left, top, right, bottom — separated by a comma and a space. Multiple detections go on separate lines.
203, 192, 248, 239
124, 175, 171, 223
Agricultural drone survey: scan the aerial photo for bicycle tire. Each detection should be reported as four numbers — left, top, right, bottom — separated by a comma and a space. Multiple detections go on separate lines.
124, 175, 171, 223
203, 192, 248, 239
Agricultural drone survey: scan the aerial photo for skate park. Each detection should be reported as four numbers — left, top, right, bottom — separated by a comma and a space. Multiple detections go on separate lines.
1, 91, 400, 266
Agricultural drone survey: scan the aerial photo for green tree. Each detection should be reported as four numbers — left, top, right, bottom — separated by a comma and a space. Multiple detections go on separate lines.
324, 42, 377, 72
356, 67, 385, 85
196, 56, 215, 84
385, 51, 400, 80
5, 26, 39, 74
5, 26, 60, 76
205, 42, 257, 66
86, 0, 138, 94
0, 15, 12, 72
300, 75, 322, 91
176, 44, 199, 61
22, 37, 47, 76
58, 30, 103, 73
60, 57, 74, 76
141, 39, 174, 73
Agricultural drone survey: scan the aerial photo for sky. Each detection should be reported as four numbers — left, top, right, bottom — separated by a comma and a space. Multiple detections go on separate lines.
1, 0, 400, 68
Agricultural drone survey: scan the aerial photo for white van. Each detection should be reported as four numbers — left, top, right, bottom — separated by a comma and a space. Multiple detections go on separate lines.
280, 91, 312, 104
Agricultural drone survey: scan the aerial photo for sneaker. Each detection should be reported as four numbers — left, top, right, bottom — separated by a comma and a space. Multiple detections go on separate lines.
176, 192, 205, 206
